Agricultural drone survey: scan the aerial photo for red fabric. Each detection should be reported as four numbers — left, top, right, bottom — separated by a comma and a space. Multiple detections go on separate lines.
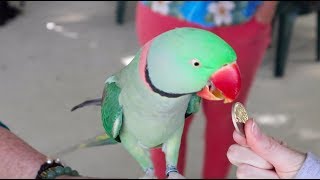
136, 3, 271, 179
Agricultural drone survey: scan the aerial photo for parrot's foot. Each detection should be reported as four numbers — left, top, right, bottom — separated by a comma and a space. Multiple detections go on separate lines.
166, 165, 186, 179
167, 172, 186, 179
139, 168, 157, 179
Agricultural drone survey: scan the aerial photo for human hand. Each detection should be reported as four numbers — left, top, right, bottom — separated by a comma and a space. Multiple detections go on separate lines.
227, 119, 306, 179
254, 1, 278, 25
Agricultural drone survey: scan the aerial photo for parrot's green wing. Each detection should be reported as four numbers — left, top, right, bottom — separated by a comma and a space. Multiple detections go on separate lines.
185, 93, 201, 119
101, 76, 123, 142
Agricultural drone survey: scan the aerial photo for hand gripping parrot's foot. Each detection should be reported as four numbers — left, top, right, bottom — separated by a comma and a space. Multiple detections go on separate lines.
139, 168, 157, 179
166, 165, 186, 179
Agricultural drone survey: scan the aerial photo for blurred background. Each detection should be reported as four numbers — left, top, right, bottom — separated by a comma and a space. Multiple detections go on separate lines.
0, 1, 320, 178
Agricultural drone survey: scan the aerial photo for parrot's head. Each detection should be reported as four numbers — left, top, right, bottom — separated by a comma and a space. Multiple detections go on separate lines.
141, 27, 241, 103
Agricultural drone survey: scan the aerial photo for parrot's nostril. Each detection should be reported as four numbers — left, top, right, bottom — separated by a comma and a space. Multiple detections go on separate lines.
207, 80, 214, 92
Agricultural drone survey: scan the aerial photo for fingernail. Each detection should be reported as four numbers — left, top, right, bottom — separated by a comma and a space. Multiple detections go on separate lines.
251, 120, 261, 138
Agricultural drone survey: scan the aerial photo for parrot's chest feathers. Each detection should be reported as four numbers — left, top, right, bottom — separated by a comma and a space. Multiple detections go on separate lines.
121, 87, 190, 118
116, 60, 192, 147
120, 88, 191, 147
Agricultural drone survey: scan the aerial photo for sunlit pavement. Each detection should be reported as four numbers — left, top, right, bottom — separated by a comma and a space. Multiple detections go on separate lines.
0, 2, 319, 178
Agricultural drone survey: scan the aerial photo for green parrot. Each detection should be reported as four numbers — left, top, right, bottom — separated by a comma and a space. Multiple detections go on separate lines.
65, 27, 241, 179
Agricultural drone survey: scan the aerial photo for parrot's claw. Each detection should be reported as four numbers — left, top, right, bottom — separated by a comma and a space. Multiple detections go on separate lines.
139, 168, 157, 179
166, 165, 185, 179
167, 172, 186, 179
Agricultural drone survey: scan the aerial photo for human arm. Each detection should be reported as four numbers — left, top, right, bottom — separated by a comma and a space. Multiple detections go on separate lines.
0, 126, 47, 178
0, 124, 102, 179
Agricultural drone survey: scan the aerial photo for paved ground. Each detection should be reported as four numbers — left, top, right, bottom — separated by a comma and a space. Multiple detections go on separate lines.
0, 1, 320, 178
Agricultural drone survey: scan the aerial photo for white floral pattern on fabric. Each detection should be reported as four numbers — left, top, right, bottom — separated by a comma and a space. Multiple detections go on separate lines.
140, 1, 262, 28
207, 1, 235, 26
151, 1, 172, 15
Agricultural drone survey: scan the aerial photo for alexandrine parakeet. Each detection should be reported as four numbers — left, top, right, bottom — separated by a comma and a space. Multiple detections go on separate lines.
66, 27, 241, 179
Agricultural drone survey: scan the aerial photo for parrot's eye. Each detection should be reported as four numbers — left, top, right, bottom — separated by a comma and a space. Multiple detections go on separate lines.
191, 59, 201, 67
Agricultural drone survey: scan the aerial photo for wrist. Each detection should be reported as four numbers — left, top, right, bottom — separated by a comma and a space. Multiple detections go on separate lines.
24, 154, 47, 179
35, 158, 80, 179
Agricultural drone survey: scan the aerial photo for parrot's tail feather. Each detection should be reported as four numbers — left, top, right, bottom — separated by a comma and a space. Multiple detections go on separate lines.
52, 133, 118, 157
71, 98, 102, 111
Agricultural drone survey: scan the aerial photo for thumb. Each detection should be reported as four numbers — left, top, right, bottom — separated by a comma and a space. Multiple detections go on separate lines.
245, 119, 306, 178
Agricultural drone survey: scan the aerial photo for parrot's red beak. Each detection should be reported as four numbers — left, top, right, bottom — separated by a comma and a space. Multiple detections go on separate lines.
197, 62, 241, 103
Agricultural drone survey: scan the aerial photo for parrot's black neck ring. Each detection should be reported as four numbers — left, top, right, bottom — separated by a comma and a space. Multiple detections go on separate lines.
145, 65, 188, 98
